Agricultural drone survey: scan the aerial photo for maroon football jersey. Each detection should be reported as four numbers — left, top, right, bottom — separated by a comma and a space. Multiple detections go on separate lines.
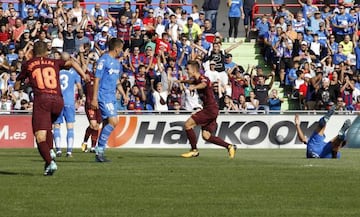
194, 75, 218, 109
85, 70, 95, 105
18, 57, 65, 97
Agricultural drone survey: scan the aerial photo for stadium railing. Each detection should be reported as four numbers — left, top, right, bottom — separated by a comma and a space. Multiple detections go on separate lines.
1, 109, 358, 115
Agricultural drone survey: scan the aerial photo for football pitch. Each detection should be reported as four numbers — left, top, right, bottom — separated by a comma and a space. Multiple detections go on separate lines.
1, 148, 360, 217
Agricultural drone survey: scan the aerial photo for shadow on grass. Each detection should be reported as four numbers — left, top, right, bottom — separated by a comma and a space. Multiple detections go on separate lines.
0, 170, 34, 176
117, 153, 179, 159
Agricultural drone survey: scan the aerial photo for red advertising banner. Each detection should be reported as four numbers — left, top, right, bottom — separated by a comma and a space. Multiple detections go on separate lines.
0, 115, 34, 148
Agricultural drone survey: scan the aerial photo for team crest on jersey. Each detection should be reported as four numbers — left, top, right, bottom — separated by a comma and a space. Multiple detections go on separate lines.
97, 61, 104, 70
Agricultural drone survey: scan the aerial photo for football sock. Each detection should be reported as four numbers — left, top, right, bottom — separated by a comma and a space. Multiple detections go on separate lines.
67, 128, 74, 153
91, 128, 99, 148
54, 128, 61, 151
83, 126, 91, 143
206, 135, 229, 148
185, 129, 197, 150
338, 119, 351, 140
46, 130, 53, 150
319, 105, 335, 127
98, 124, 114, 150
37, 141, 52, 164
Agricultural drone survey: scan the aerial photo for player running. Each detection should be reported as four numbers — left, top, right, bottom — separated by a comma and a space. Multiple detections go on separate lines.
53, 53, 83, 157
179, 60, 237, 158
91, 38, 129, 162
295, 106, 351, 158
15, 41, 88, 176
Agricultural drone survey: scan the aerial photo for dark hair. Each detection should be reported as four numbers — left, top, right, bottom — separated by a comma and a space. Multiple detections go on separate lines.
187, 60, 200, 71
33, 41, 48, 56
108, 38, 123, 51
138, 64, 146, 70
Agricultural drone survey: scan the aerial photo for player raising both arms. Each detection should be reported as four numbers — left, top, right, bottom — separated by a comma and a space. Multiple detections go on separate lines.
15, 41, 88, 176
295, 107, 352, 159
179, 60, 237, 158
91, 38, 129, 162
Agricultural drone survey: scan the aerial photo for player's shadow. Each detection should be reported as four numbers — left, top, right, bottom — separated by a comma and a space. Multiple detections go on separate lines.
0, 170, 34, 176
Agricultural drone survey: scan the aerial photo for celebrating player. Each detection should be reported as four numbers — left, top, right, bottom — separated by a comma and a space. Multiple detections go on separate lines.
15, 41, 88, 176
53, 53, 83, 157
179, 60, 237, 158
295, 107, 351, 158
91, 38, 129, 162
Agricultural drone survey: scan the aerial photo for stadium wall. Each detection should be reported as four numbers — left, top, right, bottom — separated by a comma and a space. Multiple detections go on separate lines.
0, 114, 357, 149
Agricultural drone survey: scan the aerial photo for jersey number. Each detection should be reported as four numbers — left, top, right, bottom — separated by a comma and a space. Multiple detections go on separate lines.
32, 67, 57, 89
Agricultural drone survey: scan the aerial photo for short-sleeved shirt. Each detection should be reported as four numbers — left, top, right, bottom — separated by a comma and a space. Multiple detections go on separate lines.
59, 68, 81, 106
95, 53, 123, 102
228, 0, 243, 18
18, 57, 65, 97
254, 84, 270, 105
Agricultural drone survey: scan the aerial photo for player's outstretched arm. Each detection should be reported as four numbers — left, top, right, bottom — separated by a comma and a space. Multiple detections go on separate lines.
295, 114, 307, 144
63, 53, 90, 82
91, 78, 100, 110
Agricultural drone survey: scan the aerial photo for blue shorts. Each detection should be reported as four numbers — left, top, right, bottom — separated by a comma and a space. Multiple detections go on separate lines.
306, 132, 340, 159
54, 104, 76, 124
99, 100, 117, 119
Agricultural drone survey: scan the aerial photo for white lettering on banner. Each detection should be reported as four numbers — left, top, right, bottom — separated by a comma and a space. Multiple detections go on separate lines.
54, 114, 357, 149
0, 115, 33, 148
0, 125, 27, 140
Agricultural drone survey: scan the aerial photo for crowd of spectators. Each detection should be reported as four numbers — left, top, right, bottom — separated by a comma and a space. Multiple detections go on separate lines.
1, 0, 359, 114
255, 0, 360, 112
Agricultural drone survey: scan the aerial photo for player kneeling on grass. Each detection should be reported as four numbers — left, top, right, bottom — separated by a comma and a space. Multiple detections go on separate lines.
178, 60, 237, 158
295, 106, 351, 159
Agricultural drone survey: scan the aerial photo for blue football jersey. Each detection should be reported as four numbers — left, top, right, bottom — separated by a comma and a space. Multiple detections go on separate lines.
95, 53, 123, 102
59, 68, 81, 106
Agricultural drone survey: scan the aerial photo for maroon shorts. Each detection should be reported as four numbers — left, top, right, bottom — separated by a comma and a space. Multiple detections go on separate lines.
191, 107, 218, 134
85, 103, 102, 123
32, 94, 64, 132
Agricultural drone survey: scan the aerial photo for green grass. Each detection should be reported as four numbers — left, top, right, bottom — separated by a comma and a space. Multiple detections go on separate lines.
1, 149, 360, 217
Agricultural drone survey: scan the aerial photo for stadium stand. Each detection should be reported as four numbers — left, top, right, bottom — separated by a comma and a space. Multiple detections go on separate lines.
0, 0, 359, 114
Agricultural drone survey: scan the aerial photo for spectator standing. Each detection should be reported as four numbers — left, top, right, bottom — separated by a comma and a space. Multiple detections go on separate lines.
202, 0, 220, 31
59, 23, 79, 55
227, 0, 245, 42
332, 5, 354, 43
90, 3, 106, 20
251, 72, 275, 113
298, 0, 318, 24
154, 0, 174, 18
151, 81, 169, 111
268, 89, 283, 112
243, 0, 256, 38
166, 14, 180, 42
183, 17, 202, 42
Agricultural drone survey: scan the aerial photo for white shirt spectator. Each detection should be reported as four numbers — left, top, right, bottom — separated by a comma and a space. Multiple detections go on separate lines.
183, 88, 202, 111
154, 2, 174, 18
152, 90, 169, 111
13, 90, 29, 110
